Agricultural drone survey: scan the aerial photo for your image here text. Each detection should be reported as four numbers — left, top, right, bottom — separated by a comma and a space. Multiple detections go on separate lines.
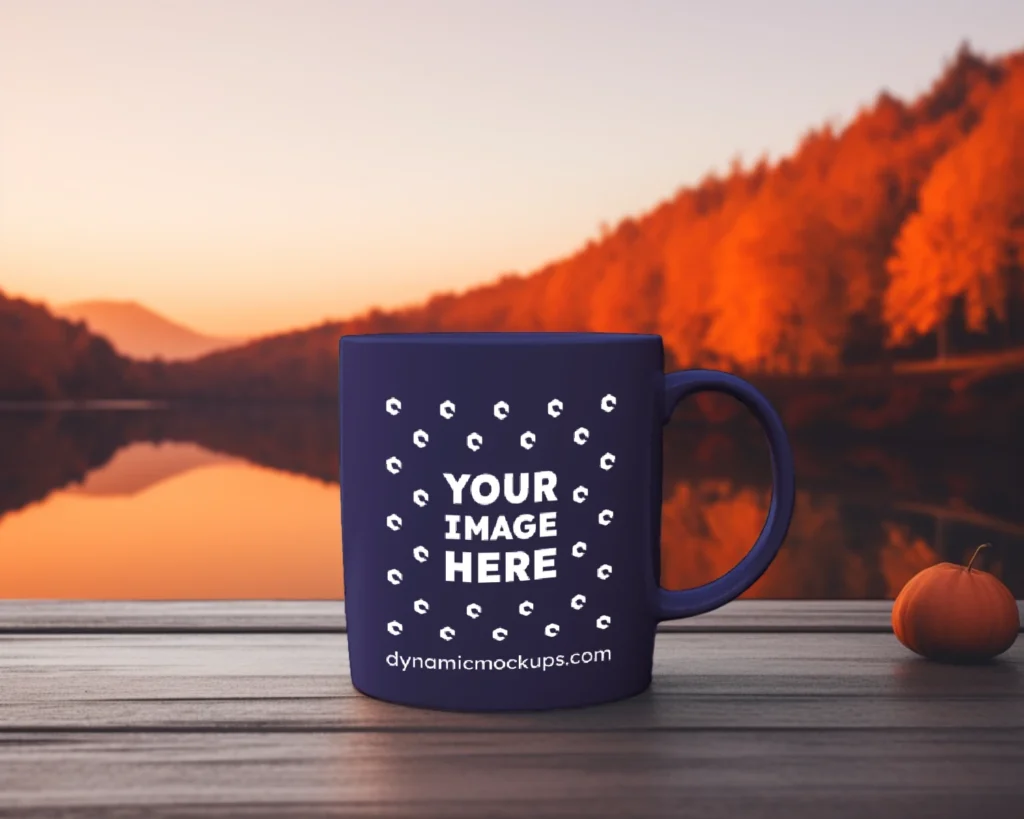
441, 470, 563, 583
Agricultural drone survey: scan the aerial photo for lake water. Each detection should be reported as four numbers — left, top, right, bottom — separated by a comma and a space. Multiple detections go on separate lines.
1, 405, 1021, 599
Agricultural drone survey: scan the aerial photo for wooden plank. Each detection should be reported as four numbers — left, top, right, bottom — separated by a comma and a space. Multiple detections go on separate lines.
1, 729, 1022, 818
7, 599, 1020, 634
0, 601, 349, 634
1, 633, 1020, 731
0, 632, 1021, 817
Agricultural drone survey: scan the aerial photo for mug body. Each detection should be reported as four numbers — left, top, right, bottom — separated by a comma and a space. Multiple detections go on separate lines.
340, 332, 666, 711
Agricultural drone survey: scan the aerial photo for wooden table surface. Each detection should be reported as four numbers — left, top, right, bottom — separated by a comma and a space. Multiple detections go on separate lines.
1, 601, 1022, 819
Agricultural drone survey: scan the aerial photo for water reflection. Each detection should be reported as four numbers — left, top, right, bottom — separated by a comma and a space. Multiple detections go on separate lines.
0, 442, 343, 599
0, 406, 1020, 599
66, 440, 233, 497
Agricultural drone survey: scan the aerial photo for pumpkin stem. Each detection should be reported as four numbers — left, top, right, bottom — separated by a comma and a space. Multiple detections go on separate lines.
965, 543, 992, 573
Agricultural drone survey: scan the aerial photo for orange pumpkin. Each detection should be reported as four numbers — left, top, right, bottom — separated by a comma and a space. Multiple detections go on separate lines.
892, 543, 1019, 663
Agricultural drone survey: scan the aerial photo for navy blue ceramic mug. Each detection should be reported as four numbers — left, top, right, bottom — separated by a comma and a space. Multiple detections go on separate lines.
339, 332, 795, 711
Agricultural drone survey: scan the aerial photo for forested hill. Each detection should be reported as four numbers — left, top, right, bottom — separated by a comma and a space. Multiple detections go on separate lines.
0, 291, 136, 400
4, 45, 1024, 403
150, 45, 1024, 401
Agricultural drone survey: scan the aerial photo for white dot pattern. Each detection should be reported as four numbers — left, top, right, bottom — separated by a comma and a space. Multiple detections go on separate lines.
383, 394, 619, 642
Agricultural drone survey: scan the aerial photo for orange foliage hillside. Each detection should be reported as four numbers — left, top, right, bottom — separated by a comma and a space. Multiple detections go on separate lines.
149, 45, 1024, 401
3, 45, 1023, 402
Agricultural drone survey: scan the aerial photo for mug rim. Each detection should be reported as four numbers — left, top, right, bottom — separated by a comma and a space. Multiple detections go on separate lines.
340, 331, 662, 345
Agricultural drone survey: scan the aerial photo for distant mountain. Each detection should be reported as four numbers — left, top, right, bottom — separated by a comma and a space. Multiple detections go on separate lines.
155, 44, 1024, 400
55, 300, 243, 361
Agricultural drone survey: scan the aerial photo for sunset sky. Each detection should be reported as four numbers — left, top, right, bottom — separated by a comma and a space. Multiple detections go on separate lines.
2, 0, 1023, 338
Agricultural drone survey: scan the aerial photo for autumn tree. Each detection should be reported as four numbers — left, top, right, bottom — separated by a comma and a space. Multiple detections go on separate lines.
584, 217, 665, 334
704, 188, 849, 373
884, 65, 1024, 357
699, 127, 869, 374
657, 165, 768, 368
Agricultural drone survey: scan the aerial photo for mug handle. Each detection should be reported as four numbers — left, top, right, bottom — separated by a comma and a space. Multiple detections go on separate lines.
655, 369, 796, 621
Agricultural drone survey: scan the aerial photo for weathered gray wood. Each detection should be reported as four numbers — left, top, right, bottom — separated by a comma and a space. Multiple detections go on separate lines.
5, 599, 1020, 634
1, 633, 1021, 732
0, 601, 349, 634
1, 606, 1022, 817
1, 728, 1022, 819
